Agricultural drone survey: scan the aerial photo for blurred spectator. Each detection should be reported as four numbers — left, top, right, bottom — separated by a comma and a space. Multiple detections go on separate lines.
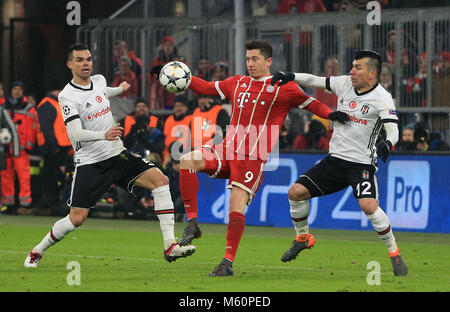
429, 133, 450, 151
314, 57, 339, 108
277, 0, 327, 72
396, 126, 416, 151
402, 126, 415, 142
324, 56, 340, 76
414, 127, 429, 151
404, 52, 428, 107
163, 94, 192, 167
204, 0, 234, 17
122, 98, 164, 162
196, 56, 213, 82
26, 94, 37, 107
173, 0, 187, 17
191, 94, 230, 150
277, 0, 327, 14
112, 40, 142, 82
0, 82, 5, 106
174, 55, 189, 64
164, 148, 184, 222
279, 121, 291, 150
334, 0, 389, 11
293, 119, 329, 151
211, 61, 230, 81
35, 84, 73, 214
24, 92, 42, 208
380, 62, 395, 95
433, 51, 450, 107
381, 30, 410, 74
287, 107, 311, 145
333, 1, 363, 70
279, 118, 298, 150
2, 81, 37, 213
147, 36, 178, 109
309, 57, 340, 133
430, 112, 450, 150
112, 55, 140, 99
152, 36, 177, 68
251, 0, 279, 16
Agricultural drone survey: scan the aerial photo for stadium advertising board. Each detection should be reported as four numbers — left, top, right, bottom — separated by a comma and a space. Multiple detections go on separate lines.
197, 153, 449, 234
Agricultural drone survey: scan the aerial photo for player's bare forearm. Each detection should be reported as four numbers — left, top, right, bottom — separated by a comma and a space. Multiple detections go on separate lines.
105, 123, 124, 141
189, 76, 220, 96
106, 84, 128, 97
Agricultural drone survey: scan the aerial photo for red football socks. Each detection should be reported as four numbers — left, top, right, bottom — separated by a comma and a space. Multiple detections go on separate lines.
179, 168, 199, 220
224, 211, 245, 262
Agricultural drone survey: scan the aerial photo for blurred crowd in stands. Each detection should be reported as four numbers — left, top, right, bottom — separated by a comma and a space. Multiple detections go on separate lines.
206, 0, 449, 17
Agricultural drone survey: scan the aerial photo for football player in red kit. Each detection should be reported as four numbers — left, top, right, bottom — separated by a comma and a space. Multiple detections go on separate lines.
178, 40, 349, 276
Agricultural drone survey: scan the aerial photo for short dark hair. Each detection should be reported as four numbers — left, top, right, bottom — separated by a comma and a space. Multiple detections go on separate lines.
354, 50, 382, 81
135, 97, 147, 106
173, 94, 188, 106
245, 40, 273, 59
114, 40, 126, 47
67, 43, 89, 61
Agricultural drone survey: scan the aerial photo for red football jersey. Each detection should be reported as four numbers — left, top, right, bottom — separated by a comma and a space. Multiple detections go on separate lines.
189, 75, 331, 161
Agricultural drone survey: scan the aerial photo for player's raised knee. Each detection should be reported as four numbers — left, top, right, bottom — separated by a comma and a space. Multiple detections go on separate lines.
288, 183, 309, 201
137, 168, 169, 190
69, 208, 89, 227
154, 173, 170, 188
358, 198, 378, 215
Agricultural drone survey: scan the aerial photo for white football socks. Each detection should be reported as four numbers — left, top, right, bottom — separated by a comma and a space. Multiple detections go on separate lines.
367, 207, 398, 253
289, 199, 310, 236
152, 184, 176, 249
34, 214, 77, 254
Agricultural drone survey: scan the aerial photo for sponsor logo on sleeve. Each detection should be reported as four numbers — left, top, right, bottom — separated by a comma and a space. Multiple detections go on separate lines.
63, 106, 71, 115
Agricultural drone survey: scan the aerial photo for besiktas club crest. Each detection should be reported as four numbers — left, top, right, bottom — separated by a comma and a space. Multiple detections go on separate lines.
361, 103, 370, 114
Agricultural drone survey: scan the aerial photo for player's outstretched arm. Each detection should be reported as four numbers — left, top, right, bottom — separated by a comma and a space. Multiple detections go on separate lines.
303, 98, 349, 124
189, 76, 220, 96
66, 118, 113, 143
271, 71, 326, 89
106, 82, 130, 98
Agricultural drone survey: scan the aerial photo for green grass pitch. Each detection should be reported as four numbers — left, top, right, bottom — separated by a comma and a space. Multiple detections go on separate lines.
0, 215, 449, 292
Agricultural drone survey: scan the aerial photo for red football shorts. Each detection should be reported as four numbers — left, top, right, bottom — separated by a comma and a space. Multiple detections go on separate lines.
199, 145, 265, 204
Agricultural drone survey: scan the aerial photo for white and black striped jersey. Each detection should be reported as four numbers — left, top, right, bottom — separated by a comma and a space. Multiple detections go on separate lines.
326, 75, 398, 165
58, 74, 125, 166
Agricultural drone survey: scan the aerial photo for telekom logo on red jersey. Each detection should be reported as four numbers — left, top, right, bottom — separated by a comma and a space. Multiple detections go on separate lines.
87, 106, 110, 120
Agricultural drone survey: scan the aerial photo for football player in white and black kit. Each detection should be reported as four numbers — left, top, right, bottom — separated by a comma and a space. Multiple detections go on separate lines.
24, 43, 195, 268
271, 50, 408, 276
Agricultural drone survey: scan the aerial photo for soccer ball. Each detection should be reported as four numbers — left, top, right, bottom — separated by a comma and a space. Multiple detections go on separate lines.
159, 61, 192, 93
0, 128, 12, 144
